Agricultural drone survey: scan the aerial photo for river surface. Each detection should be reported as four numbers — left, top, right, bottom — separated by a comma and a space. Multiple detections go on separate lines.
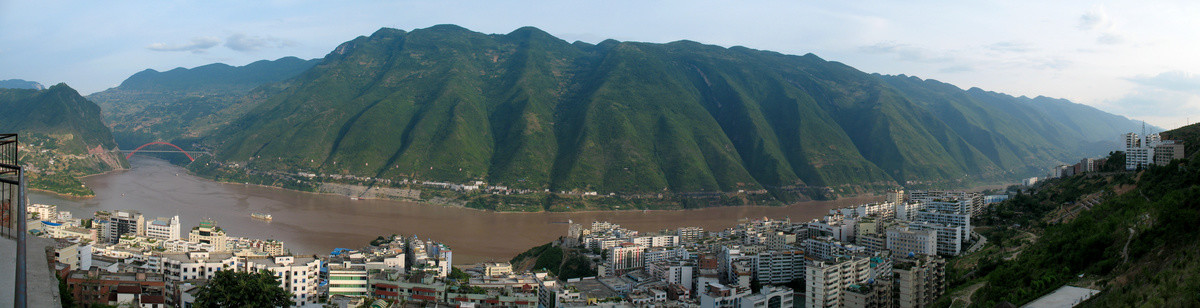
30, 157, 880, 263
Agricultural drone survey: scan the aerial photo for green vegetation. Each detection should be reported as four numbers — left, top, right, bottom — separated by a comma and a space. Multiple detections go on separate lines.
194, 270, 293, 308
0, 84, 126, 196
58, 276, 75, 308
190, 25, 1143, 206
88, 56, 319, 149
448, 267, 471, 282
936, 124, 1200, 307
510, 242, 597, 280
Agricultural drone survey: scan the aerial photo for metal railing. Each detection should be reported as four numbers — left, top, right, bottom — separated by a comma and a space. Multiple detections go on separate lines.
0, 133, 27, 308
0, 133, 20, 238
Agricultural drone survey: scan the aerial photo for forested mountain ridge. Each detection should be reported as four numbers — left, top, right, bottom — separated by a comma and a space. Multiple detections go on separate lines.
0, 84, 125, 196
88, 57, 320, 148
189, 25, 1147, 202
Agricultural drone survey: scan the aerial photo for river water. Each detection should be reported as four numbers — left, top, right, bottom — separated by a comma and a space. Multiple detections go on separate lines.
30, 157, 879, 263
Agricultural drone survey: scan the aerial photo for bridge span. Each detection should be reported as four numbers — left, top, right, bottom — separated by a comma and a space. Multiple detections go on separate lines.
123, 142, 207, 162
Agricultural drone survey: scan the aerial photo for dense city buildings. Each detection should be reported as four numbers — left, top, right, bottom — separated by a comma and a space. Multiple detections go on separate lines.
21, 186, 995, 308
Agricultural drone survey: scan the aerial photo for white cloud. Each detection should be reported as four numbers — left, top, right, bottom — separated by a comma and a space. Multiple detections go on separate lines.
859, 41, 955, 63
146, 36, 221, 53
225, 33, 297, 52
1126, 71, 1200, 94
1101, 71, 1200, 129
986, 41, 1033, 53
1078, 7, 1111, 31
1078, 6, 1127, 45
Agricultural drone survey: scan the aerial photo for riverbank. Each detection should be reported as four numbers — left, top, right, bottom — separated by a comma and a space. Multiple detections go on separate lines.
32, 157, 876, 263
27, 187, 93, 199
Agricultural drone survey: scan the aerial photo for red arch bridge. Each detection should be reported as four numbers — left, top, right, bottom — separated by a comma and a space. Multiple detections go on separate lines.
120, 142, 209, 162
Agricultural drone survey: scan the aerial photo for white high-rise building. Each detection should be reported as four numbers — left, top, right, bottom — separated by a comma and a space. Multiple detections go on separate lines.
608, 243, 647, 275
678, 227, 705, 242
242, 255, 322, 306
647, 260, 694, 290
327, 261, 369, 297
915, 210, 971, 246
161, 251, 238, 306
146, 215, 181, 241
805, 256, 871, 308
894, 202, 925, 222
908, 191, 984, 215
886, 226, 938, 257
633, 235, 680, 247
754, 250, 805, 285
908, 222, 964, 256
27, 204, 58, 221
803, 237, 866, 261
1126, 132, 1174, 170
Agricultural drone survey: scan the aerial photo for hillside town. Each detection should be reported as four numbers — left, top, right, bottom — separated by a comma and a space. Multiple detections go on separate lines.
23, 187, 1011, 308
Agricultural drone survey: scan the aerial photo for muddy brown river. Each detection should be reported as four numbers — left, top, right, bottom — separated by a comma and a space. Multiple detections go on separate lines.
30, 157, 879, 263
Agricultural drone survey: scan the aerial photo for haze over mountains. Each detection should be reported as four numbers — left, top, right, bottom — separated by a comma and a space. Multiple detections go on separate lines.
88, 57, 320, 147
91, 25, 1150, 201
0, 79, 45, 90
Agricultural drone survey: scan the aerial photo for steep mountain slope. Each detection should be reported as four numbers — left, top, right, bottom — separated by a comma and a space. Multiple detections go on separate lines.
0, 79, 45, 90
0, 84, 125, 196
197, 25, 1145, 202
88, 57, 319, 147
878, 75, 1150, 172
932, 124, 1200, 307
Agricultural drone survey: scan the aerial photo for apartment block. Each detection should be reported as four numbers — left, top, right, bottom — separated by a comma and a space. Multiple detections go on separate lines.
145, 215, 180, 241
242, 255, 322, 306
607, 243, 646, 275
907, 222, 963, 256
328, 261, 370, 297
886, 226, 938, 257
805, 256, 871, 308
754, 250, 805, 285
188, 220, 228, 251
64, 270, 166, 307
105, 210, 145, 244
894, 255, 946, 308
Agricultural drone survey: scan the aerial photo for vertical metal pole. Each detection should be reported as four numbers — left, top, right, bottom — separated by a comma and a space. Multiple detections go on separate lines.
15, 168, 26, 308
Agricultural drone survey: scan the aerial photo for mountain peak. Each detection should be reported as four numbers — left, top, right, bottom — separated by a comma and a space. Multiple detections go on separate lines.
421, 24, 472, 33
369, 27, 407, 39
506, 26, 554, 40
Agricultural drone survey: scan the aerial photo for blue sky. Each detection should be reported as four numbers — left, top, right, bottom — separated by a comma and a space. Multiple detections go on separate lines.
2, 0, 1199, 129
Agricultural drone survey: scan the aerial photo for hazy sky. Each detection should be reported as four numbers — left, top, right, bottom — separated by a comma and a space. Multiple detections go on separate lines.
2, 0, 1198, 129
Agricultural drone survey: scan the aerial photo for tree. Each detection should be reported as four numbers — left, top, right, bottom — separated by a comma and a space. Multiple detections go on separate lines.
194, 270, 292, 308
448, 267, 471, 281
58, 277, 76, 308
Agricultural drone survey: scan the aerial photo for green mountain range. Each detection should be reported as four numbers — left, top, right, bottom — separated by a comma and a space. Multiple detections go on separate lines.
89, 57, 319, 148
0, 84, 125, 196
194, 25, 1144, 200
